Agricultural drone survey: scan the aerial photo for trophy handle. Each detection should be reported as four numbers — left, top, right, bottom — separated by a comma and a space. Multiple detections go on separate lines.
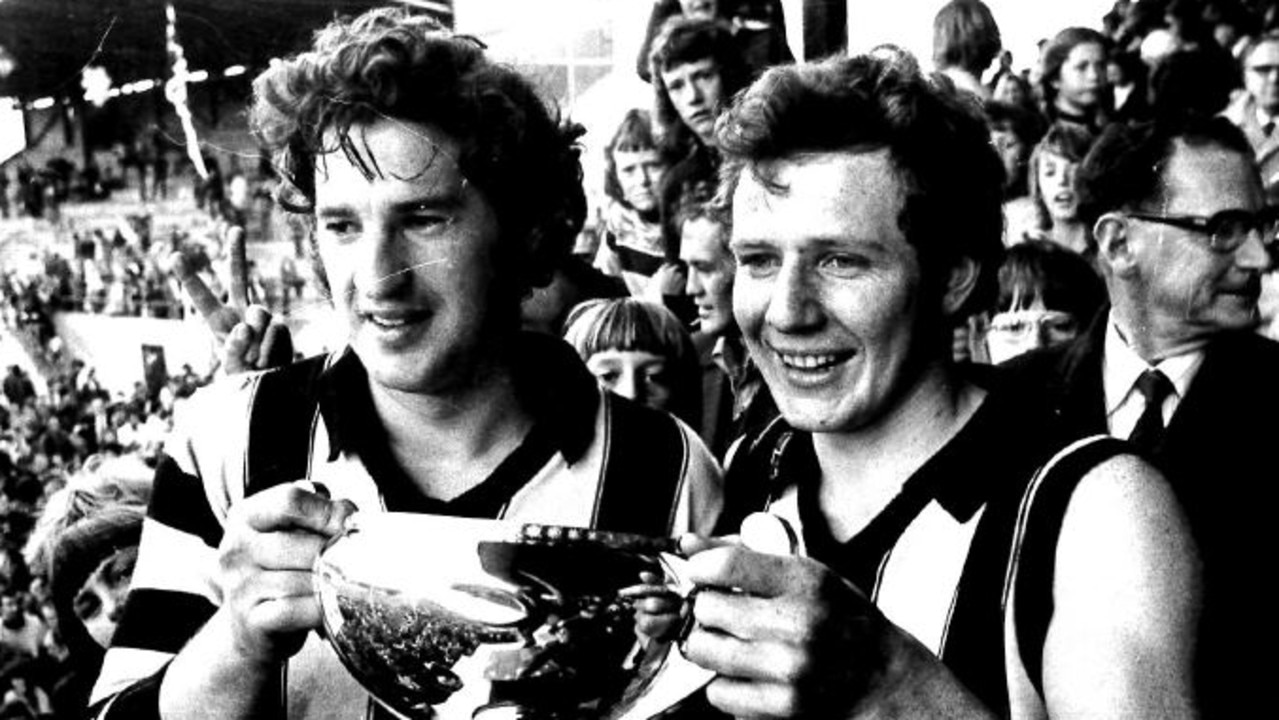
614, 551, 716, 720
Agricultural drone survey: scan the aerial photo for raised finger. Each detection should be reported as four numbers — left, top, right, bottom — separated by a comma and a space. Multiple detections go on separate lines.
227, 225, 250, 308
173, 250, 234, 334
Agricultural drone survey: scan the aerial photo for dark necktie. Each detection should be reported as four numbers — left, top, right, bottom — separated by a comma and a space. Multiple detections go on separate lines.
1128, 369, 1174, 453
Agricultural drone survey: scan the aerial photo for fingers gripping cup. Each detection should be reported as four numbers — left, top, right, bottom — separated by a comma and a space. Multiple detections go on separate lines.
312, 513, 688, 719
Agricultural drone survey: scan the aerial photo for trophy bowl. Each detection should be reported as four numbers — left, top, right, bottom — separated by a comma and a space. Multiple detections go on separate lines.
313, 512, 686, 720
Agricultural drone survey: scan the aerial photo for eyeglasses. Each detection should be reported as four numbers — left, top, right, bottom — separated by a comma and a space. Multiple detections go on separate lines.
1124, 207, 1279, 253
988, 309, 1079, 341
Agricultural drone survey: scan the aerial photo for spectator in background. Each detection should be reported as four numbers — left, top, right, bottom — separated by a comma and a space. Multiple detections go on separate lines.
563, 297, 702, 426
520, 255, 627, 336
649, 15, 752, 319
1107, 50, 1151, 123
196, 155, 224, 219
674, 198, 774, 458
1206, 0, 1255, 57
0, 591, 45, 660
1006, 114, 1278, 719
1, 661, 53, 719
932, 0, 1002, 99
2, 369, 35, 411
650, 15, 750, 215
636, 0, 792, 84
990, 69, 1037, 114
1222, 31, 1279, 198
1028, 121, 1097, 255
1148, 36, 1241, 123
593, 109, 674, 297
21, 453, 151, 715
151, 149, 168, 202
987, 100, 1047, 245
1039, 26, 1112, 134
1163, 0, 1220, 54
985, 240, 1107, 364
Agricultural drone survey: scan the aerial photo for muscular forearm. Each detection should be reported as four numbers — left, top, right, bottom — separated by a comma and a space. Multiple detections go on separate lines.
159, 608, 282, 719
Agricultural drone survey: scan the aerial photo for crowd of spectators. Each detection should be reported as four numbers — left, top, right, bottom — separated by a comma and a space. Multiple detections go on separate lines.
0, 138, 298, 720
0, 351, 210, 718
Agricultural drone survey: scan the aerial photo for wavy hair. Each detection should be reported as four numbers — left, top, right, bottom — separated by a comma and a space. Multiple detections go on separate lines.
250, 7, 586, 298
1027, 121, 1097, 231
649, 15, 751, 155
1038, 27, 1109, 116
715, 48, 1006, 321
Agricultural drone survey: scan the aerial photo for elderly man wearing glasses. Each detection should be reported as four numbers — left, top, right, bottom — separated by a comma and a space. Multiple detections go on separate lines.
1005, 114, 1278, 719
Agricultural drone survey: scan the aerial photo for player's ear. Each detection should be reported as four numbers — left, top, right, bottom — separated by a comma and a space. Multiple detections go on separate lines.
942, 255, 981, 317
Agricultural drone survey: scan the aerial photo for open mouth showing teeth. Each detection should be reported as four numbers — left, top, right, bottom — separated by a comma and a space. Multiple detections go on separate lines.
777, 352, 846, 370
364, 314, 418, 329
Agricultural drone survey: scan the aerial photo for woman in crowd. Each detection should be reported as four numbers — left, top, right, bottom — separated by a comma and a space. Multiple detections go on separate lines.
1027, 121, 1097, 256
562, 297, 701, 426
985, 240, 1107, 364
593, 109, 673, 298
1039, 26, 1111, 134
986, 100, 1046, 245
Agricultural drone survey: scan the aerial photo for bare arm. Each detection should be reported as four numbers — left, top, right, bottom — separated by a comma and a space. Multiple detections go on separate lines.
1037, 454, 1201, 719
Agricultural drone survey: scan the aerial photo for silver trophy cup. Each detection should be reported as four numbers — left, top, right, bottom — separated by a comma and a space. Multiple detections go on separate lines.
313, 513, 697, 720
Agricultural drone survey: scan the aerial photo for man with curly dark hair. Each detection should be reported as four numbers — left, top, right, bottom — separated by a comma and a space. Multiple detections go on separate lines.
85, 8, 721, 720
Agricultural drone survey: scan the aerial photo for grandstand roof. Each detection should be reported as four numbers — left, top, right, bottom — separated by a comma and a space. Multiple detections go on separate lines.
0, 0, 452, 102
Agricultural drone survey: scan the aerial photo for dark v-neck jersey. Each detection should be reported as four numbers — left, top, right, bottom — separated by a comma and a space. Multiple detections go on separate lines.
719, 365, 1074, 715
311, 336, 599, 519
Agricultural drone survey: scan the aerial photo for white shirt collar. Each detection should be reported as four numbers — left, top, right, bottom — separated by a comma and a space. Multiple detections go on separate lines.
1103, 311, 1205, 416
1256, 104, 1279, 132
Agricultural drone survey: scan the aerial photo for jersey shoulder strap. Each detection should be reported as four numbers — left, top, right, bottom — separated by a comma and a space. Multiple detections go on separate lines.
593, 394, 689, 537
713, 416, 792, 535
1004, 434, 1129, 695
245, 355, 331, 497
